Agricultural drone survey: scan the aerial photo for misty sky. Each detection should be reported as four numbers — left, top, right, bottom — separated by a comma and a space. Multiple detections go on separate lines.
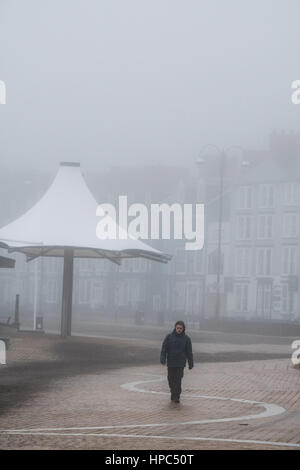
1, 0, 300, 172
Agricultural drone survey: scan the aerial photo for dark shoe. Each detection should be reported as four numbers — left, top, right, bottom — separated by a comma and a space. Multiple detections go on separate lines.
174, 398, 180, 403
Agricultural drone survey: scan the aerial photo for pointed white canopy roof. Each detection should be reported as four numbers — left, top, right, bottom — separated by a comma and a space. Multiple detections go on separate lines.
0, 162, 170, 264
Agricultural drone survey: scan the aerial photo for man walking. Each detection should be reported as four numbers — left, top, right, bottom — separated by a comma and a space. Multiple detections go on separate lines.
160, 320, 194, 404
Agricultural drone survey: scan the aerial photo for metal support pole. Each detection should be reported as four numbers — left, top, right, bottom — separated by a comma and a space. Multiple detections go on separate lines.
14, 294, 20, 330
33, 259, 39, 330
215, 151, 225, 321
61, 248, 74, 338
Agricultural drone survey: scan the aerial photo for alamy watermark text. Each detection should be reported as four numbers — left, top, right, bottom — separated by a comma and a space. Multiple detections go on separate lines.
96, 196, 204, 251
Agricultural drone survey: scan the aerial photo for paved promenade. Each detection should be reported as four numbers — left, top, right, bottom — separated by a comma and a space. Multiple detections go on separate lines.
0, 326, 299, 450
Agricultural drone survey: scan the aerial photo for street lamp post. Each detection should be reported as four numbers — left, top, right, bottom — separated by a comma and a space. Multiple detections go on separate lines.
197, 145, 247, 322
215, 150, 226, 321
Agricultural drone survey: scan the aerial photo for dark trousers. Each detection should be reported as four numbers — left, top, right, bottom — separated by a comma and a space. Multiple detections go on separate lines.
167, 367, 184, 400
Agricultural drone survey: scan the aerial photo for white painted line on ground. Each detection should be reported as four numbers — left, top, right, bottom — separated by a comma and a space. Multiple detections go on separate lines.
121, 374, 286, 423
0, 373, 297, 450
2, 431, 300, 449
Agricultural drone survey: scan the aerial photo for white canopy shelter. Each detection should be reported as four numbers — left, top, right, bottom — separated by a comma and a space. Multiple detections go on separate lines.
0, 162, 171, 336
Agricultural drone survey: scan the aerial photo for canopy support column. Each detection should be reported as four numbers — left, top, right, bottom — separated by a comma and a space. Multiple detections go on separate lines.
61, 247, 74, 338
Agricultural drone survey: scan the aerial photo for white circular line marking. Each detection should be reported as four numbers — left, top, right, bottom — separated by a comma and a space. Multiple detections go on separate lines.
120, 374, 286, 424
0, 373, 298, 449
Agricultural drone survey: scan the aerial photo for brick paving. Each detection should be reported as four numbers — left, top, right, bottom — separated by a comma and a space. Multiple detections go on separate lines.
0, 328, 299, 450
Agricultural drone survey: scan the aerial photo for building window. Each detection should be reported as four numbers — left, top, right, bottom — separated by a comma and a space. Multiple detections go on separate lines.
175, 249, 186, 274
257, 215, 273, 239
46, 258, 59, 274
256, 248, 272, 276
131, 281, 141, 303
238, 186, 252, 209
281, 284, 289, 314
45, 279, 58, 303
91, 281, 105, 306
273, 284, 293, 315
258, 184, 274, 208
29, 259, 40, 273
95, 259, 111, 273
79, 259, 92, 272
235, 247, 251, 276
208, 249, 224, 275
173, 282, 186, 310
235, 284, 248, 312
282, 246, 297, 275
283, 182, 300, 205
115, 280, 130, 306
133, 258, 148, 272
236, 215, 252, 240
79, 279, 91, 304
194, 250, 203, 274
153, 294, 162, 312
186, 282, 202, 314
257, 282, 272, 317
282, 213, 298, 237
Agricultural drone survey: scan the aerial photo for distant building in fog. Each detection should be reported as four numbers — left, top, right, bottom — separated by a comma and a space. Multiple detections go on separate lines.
1, 132, 300, 326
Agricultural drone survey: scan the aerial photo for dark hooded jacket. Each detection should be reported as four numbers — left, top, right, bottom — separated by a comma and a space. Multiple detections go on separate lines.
160, 327, 194, 369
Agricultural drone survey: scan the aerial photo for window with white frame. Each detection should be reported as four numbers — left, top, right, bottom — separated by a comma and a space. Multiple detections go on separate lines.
95, 259, 111, 273
235, 283, 248, 312
235, 247, 251, 276
134, 258, 141, 272
257, 214, 273, 239
79, 279, 91, 304
257, 282, 272, 316
45, 279, 58, 303
282, 246, 297, 275
272, 284, 292, 315
282, 213, 298, 237
208, 249, 224, 275
133, 258, 148, 273
175, 249, 186, 274
194, 250, 203, 274
91, 280, 105, 305
281, 284, 289, 313
29, 259, 40, 273
131, 281, 142, 303
116, 280, 130, 306
236, 215, 252, 240
283, 182, 300, 205
256, 247, 272, 276
46, 258, 59, 274
79, 259, 92, 272
168, 257, 175, 275
173, 282, 186, 310
238, 186, 253, 209
258, 184, 274, 208
186, 282, 202, 314
153, 294, 162, 312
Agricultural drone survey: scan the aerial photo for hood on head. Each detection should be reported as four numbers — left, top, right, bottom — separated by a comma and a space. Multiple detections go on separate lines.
173, 320, 186, 335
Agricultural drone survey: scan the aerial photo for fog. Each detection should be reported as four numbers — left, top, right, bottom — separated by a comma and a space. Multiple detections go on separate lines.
1, 4, 300, 453
1, 1, 300, 337
1, 0, 300, 172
